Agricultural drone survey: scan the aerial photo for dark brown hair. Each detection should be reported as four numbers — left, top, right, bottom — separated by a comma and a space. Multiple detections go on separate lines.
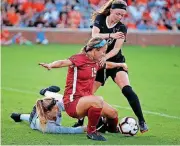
91, 0, 127, 22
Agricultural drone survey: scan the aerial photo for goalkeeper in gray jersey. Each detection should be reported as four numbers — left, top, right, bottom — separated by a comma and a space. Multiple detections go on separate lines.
10, 86, 86, 134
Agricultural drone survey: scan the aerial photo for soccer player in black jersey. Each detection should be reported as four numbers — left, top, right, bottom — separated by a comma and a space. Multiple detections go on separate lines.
73, 0, 148, 133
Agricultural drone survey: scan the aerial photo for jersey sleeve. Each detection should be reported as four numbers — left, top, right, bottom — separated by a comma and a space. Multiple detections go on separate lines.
120, 24, 127, 34
69, 54, 85, 67
93, 14, 104, 29
45, 124, 84, 134
117, 24, 128, 42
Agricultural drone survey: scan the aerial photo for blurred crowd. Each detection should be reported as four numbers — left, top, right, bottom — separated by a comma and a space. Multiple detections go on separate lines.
1, 0, 180, 30
125, 0, 180, 31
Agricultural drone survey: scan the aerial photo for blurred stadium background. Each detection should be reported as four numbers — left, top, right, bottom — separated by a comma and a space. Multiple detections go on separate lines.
1, 0, 180, 30
1, 0, 180, 145
1, 0, 180, 46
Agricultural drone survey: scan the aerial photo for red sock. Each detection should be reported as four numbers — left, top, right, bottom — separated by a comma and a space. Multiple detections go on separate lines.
107, 117, 118, 133
87, 107, 102, 134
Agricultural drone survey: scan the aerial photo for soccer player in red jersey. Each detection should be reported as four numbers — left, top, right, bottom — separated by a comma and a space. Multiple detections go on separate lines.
39, 37, 128, 141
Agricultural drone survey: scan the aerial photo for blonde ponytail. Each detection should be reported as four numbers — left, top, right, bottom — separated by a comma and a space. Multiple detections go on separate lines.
36, 98, 58, 133
36, 100, 47, 133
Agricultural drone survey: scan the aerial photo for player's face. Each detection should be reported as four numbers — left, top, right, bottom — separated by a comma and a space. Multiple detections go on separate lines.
93, 45, 107, 60
110, 9, 127, 22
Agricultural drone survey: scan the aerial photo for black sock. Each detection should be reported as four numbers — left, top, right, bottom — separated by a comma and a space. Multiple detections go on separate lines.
122, 85, 145, 122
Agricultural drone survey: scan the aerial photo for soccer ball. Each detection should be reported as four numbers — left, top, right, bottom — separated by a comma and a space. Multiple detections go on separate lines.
118, 117, 139, 136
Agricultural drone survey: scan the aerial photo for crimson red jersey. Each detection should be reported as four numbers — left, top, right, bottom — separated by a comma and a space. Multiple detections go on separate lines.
63, 53, 100, 105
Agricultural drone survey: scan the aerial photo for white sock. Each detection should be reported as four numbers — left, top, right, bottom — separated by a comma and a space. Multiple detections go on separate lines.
44, 91, 63, 101
20, 114, 30, 122
44, 91, 64, 111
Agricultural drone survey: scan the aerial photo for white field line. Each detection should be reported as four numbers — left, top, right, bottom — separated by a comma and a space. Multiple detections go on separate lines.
1, 87, 38, 95
112, 104, 180, 120
1, 87, 180, 120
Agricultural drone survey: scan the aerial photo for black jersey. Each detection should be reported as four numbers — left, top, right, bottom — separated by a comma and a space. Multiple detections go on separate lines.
93, 14, 127, 62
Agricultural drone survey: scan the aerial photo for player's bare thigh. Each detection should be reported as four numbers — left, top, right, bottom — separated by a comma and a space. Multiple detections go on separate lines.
76, 95, 103, 118
101, 101, 118, 119
114, 71, 130, 89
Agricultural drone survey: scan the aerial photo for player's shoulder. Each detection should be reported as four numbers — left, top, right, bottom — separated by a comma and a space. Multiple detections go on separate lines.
72, 53, 86, 58
117, 22, 127, 32
95, 14, 106, 21
117, 22, 127, 29
70, 53, 87, 62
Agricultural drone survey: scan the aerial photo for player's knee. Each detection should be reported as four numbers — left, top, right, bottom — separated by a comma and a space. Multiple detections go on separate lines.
96, 96, 104, 101
93, 96, 103, 108
110, 108, 118, 118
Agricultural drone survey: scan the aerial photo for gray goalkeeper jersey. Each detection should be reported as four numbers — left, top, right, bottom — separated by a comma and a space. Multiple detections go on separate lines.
30, 101, 84, 134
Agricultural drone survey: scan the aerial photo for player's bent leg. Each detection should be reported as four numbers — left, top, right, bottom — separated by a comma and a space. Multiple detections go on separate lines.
101, 102, 119, 133
76, 95, 103, 118
76, 96, 106, 141
40, 86, 60, 96
101, 101, 118, 119
73, 81, 102, 127
114, 71, 148, 133
44, 91, 63, 101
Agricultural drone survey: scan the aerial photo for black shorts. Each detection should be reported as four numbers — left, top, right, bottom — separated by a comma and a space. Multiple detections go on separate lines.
95, 56, 128, 86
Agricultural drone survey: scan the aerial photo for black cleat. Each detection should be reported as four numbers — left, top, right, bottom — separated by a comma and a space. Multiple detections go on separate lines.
72, 118, 84, 127
96, 117, 107, 133
10, 113, 21, 122
139, 121, 148, 133
72, 122, 83, 127
87, 132, 106, 141
40, 86, 60, 96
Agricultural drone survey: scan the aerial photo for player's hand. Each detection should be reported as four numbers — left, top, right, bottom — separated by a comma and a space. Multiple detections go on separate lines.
39, 63, 51, 70
117, 63, 128, 71
110, 32, 125, 39
99, 56, 106, 67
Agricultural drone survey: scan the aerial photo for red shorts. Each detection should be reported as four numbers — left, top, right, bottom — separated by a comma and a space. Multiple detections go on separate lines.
64, 98, 80, 118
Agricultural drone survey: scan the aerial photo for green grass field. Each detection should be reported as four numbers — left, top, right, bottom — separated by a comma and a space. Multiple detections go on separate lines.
1, 44, 180, 145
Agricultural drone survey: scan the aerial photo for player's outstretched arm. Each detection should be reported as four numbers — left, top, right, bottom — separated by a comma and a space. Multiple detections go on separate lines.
106, 62, 128, 71
39, 59, 72, 70
46, 125, 87, 134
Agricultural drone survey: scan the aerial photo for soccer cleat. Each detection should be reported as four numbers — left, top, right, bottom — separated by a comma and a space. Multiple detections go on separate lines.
72, 121, 84, 127
72, 118, 84, 127
87, 132, 106, 141
39, 86, 60, 96
96, 117, 107, 133
10, 113, 22, 122
139, 121, 148, 133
